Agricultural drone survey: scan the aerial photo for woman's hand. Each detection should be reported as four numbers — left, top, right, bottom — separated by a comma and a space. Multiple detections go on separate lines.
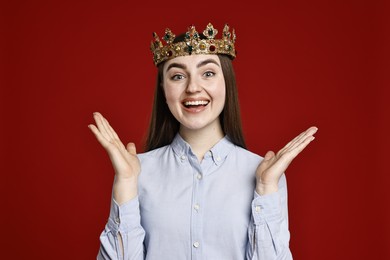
88, 112, 140, 204
256, 126, 318, 195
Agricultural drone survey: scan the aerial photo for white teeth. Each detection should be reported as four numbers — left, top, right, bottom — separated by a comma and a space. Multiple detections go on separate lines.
184, 100, 209, 106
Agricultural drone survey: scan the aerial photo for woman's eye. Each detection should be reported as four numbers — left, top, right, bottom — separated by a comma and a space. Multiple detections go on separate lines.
204, 71, 215, 77
171, 74, 184, 80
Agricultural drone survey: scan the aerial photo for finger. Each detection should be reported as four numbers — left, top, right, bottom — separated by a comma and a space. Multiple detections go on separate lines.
96, 112, 116, 140
278, 135, 315, 164
93, 112, 111, 141
101, 117, 129, 153
258, 150, 276, 173
94, 114, 126, 152
284, 130, 306, 148
89, 124, 129, 160
286, 126, 317, 149
104, 117, 120, 140
287, 135, 315, 158
287, 127, 318, 152
88, 124, 111, 148
278, 126, 318, 155
126, 142, 137, 155
277, 131, 306, 156
100, 115, 118, 141
99, 115, 129, 154
264, 150, 275, 160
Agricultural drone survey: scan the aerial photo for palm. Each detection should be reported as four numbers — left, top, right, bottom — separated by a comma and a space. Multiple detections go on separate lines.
88, 112, 140, 180
256, 126, 318, 195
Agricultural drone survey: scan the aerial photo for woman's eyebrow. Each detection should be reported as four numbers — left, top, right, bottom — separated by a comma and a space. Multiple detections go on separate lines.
165, 58, 220, 72
197, 59, 220, 68
166, 63, 186, 72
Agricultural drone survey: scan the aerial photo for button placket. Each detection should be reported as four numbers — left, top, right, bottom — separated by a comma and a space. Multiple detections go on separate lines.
190, 156, 204, 258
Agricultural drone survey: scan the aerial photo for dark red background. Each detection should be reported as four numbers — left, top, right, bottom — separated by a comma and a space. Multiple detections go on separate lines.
1, 1, 389, 259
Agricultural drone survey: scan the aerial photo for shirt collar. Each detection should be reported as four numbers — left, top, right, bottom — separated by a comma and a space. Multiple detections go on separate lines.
171, 133, 235, 165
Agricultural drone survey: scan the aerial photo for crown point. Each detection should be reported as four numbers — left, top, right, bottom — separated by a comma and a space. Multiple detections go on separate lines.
163, 28, 175, 44
203, 23, 218, 39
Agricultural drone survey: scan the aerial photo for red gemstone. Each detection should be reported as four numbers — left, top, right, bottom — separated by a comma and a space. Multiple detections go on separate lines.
209, 45, 216, 52
167, 50, 173, 57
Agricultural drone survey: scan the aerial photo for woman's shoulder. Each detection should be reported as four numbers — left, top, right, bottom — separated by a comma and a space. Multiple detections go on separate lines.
137, 144, 171, 162
232, 145, 264, 163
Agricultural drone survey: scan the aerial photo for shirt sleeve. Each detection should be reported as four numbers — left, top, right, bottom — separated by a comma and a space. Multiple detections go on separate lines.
246, 174, 293, 260
97, 196, 146, 260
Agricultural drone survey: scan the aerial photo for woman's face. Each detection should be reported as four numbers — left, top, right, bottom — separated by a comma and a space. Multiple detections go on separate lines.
162, 54, 226, 132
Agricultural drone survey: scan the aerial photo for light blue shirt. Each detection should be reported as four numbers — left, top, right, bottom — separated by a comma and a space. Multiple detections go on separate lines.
98, 134, 292, 259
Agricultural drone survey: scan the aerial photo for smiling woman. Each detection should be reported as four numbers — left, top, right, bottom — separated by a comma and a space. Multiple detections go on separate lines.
88, 22, 318, 260
161, 55, 226, 159
146, 34, 247, 152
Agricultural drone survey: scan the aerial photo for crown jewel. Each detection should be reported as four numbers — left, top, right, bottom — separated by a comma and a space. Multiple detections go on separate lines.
150, 23, 236, 66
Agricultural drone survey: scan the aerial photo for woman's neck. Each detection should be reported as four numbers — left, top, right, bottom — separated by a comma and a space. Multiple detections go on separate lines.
179, 123, 224, 162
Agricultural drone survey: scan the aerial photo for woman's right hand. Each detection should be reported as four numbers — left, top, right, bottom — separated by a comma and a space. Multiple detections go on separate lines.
88, 112, 140, 204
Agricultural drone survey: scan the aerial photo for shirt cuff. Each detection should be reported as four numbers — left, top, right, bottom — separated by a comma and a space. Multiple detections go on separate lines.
252, 190, 283, 225
107, 196, 142, 234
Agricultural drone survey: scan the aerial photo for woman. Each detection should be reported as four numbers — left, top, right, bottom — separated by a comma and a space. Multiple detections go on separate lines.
89, 23, 318, 259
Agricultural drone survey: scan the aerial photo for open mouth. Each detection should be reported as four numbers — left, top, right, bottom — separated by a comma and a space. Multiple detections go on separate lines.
183, 100, 210, 108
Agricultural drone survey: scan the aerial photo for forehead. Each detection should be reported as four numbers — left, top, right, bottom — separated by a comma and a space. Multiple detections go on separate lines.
163, 54, 221, 71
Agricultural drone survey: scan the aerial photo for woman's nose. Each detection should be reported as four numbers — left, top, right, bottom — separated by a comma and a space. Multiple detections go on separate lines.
185, 78, 202, 93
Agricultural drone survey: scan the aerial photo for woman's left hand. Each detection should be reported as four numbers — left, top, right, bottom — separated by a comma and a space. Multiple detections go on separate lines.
256, 126, 318, 195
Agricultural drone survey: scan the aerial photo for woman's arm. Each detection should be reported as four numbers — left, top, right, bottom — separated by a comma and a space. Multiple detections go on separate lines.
246, 174, 292, 259
247, 126, 318, 259
88, 112, 140, 204
89, 112, 145, 259
97, 197, 145, 260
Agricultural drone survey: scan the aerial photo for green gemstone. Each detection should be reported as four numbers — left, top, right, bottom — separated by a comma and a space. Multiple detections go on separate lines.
208, 29, 214, 36
185, 45, 193, 54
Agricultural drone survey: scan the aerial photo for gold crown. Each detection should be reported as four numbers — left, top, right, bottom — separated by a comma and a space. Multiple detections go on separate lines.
150, 23, 236, 66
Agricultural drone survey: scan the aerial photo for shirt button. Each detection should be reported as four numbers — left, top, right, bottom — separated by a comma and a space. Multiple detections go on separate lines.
180, 155, 186, 161
115, 217, 120, 224
197, 173, 202, 180
255, 206, 261, 213
194, 204, 200, 211
216, 156, 221, 162
193, 241, 200, 248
